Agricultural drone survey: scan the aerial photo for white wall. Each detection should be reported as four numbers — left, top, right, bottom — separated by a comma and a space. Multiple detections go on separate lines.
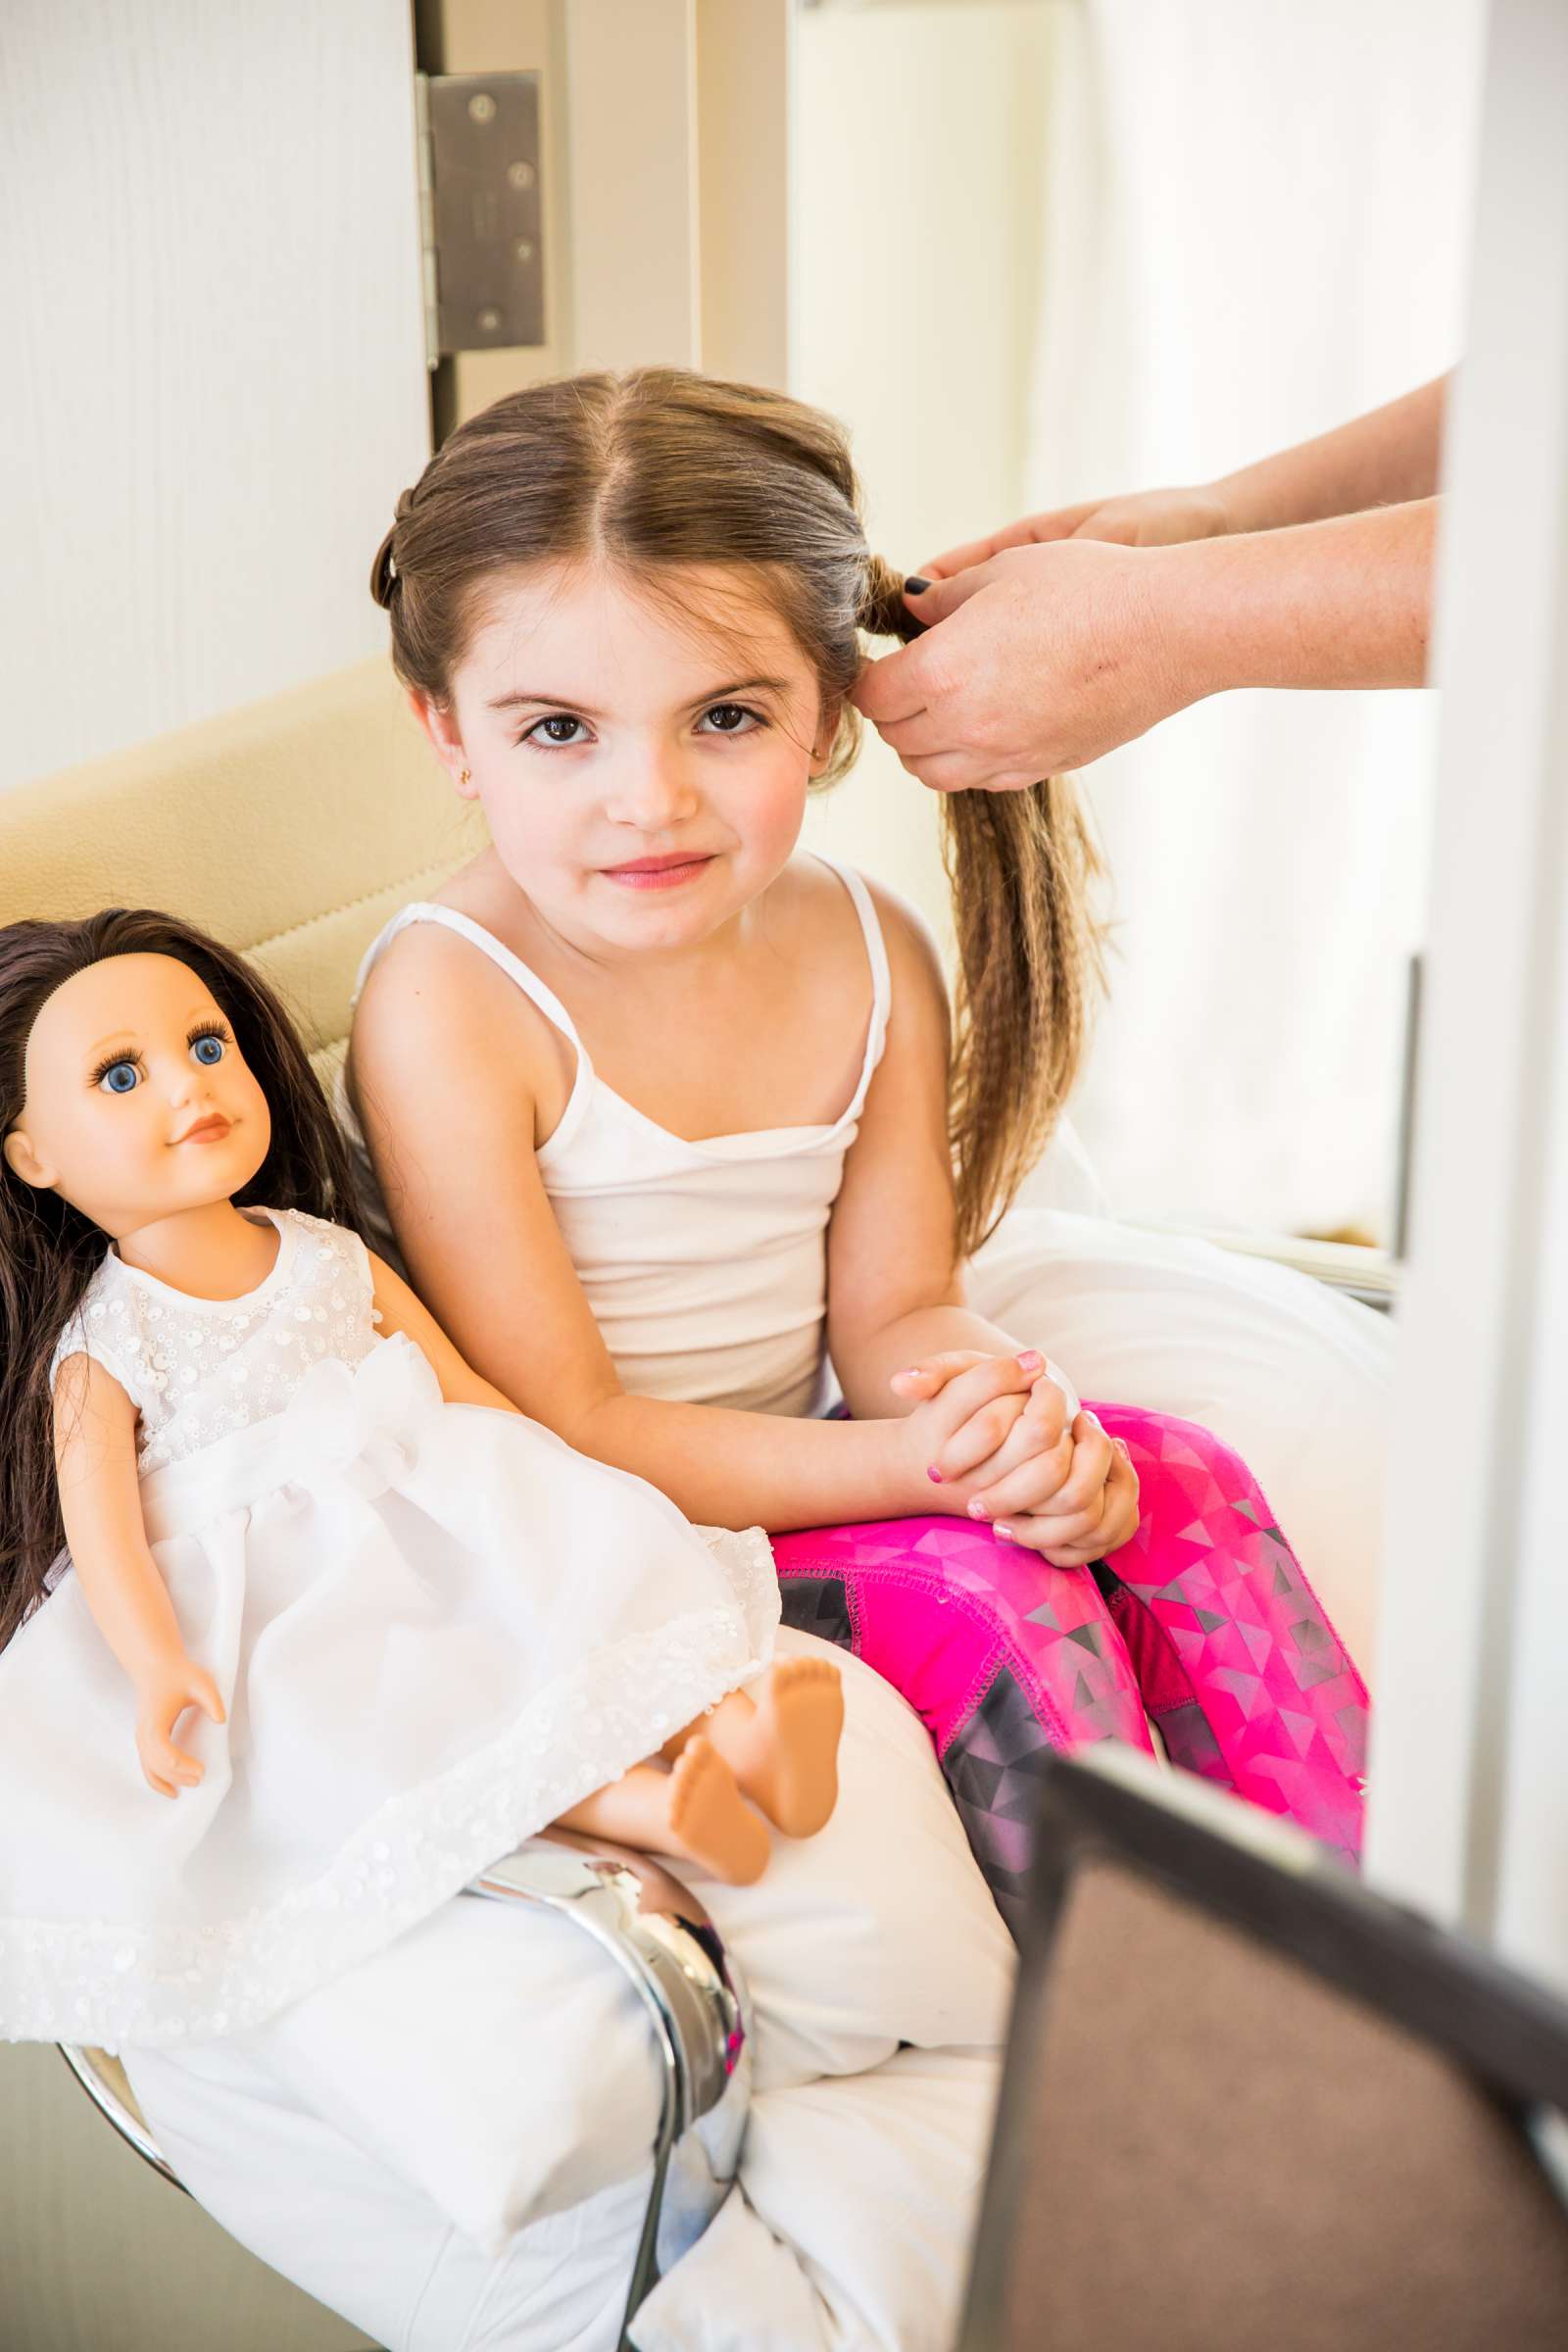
793, 1, 1066, 953
0, 0, 431, 793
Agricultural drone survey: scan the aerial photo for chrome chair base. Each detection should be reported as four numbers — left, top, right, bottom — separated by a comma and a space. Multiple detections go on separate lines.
60, 1832, 751, 2347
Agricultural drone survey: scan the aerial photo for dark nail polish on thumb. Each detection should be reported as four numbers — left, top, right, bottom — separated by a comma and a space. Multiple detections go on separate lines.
904, 576, 931, 597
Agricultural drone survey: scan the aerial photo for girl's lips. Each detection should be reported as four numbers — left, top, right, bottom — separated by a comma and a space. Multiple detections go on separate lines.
600, 855, 715, 892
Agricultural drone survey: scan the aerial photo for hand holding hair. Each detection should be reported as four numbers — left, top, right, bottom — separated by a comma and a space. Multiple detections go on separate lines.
858, 374, 1448, 789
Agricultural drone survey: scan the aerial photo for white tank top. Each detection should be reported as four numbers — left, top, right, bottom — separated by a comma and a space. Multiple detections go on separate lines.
339, 860, 891, 1418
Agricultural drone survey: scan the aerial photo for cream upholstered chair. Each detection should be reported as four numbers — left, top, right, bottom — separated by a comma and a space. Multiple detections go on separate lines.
0, 662, 751, 2348
0, 660, 482, 1091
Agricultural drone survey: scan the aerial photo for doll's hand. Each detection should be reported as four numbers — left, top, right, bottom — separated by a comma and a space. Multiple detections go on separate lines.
977, 1413, 1141, 1566
134, 1655, 226, 1799
891, 1349, 1067, 1501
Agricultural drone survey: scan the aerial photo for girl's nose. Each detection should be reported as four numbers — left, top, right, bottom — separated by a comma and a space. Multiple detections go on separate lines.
606, 749, 699, 832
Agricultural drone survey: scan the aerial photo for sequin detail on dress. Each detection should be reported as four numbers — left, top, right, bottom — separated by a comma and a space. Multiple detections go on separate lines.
49, 1210, 381, 1472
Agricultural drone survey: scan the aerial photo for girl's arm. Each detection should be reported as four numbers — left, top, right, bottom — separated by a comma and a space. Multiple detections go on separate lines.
824, 883, 1136, 1560
824, 882, 1056, 1413
53, 1353, 224, 1796
349, 927, 1022, 1529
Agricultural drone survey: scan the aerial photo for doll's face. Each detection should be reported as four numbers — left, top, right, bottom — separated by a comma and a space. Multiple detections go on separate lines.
3, 954, 270, 1239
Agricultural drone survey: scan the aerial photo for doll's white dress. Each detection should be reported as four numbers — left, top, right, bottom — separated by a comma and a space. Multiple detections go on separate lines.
0, 1208, 777, 2053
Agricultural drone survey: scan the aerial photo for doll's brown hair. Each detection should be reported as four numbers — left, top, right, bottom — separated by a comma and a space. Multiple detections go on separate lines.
0, 910, 364, 1653
371, 367, 1104, 1261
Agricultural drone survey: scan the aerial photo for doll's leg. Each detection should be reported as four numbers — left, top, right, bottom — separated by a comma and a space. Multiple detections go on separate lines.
660, 1658, 845, 1838
556, 1743, 769, 1885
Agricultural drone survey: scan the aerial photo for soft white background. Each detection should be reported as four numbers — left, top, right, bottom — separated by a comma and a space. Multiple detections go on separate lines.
797, 0, 1484, 1239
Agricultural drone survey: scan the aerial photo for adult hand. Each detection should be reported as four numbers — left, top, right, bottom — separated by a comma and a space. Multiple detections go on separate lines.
853, 537, 1206, 790
918, 483, 1233, 579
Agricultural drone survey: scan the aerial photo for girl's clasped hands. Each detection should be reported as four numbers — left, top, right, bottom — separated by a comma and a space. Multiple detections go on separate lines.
892, 1349, 1138, 1565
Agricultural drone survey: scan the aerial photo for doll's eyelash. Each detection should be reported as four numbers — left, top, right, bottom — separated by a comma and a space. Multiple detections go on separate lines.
87, 1021, 232, 1089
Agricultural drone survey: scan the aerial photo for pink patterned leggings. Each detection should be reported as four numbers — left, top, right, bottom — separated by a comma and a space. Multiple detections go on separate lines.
771, 1404, 1368, 1935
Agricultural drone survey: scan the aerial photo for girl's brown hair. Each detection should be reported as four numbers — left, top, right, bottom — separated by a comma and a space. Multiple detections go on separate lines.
372, 368, 1103, 1259
0, 910, 364, 1653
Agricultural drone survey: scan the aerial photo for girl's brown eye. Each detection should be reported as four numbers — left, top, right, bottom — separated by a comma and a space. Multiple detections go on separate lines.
525, 713, 589, 747
701, 703, 760, 734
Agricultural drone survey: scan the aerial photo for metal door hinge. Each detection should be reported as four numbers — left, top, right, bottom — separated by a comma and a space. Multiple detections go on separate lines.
416, 72, 545, 368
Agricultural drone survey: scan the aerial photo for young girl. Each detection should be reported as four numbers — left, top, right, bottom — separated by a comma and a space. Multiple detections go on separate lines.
0, 906, 849, 2052
351, 368, 1132, 1562
345, 368, 1368, 1906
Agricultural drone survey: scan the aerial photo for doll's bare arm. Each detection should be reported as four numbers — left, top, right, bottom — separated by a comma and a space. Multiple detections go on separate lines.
368, 1252, 523, 1412
53, 1353, 224, 1795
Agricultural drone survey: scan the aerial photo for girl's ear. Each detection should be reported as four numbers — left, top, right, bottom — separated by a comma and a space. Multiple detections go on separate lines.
3, 1126, 53, 1190
407, 691, 474, 796
809, 695, 845, 778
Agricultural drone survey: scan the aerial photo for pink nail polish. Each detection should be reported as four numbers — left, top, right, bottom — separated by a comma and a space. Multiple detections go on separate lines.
927, 1465, 944, 1485
995, 1524, 1015, 1544
1018, 1349, 1044, 1373
967, 1498, 991, 1520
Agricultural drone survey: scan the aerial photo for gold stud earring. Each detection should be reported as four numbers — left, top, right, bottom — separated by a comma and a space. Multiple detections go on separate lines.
459, 767, 471, 787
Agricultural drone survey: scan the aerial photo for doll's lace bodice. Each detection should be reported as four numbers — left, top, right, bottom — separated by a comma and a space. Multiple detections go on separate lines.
50, 1210, 380, 1473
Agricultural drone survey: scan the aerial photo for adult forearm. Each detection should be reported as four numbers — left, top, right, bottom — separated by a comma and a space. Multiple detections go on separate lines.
1210, 377, 1447, 535
570, 1389, 913, 1530
1156, 497, 1437, 696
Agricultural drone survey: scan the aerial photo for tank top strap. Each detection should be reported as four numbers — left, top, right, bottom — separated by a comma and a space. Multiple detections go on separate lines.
812, 857, 893, 1123
353, 903, 585, 1053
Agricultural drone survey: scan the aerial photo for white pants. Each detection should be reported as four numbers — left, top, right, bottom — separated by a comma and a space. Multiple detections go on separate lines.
126, 2031, 1000, 2350
123, 1634, 1011, 2349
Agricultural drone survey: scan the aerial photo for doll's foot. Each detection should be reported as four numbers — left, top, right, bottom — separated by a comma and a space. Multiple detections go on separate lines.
737, 1656, 844, 1838
666, 1739, 770, 1885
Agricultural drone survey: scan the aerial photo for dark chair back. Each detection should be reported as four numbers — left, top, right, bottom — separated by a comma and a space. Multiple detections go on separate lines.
959, 1752, 1568, 2352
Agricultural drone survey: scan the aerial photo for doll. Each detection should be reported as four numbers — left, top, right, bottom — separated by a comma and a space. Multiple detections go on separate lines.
0, 907, 841, 2052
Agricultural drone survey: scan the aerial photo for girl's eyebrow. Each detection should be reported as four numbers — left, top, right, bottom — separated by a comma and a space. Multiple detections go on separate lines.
487, 676, 794, 716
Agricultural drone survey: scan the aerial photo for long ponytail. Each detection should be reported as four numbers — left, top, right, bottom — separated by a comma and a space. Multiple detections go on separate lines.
858, 559, 1105, 1258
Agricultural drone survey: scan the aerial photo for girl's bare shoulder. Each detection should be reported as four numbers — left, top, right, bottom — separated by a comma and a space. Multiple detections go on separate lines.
786, 857, 948, 1007
349, 906, 564, 1119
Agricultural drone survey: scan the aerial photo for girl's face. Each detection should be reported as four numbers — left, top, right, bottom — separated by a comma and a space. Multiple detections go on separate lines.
3, 955, 270, 1238
418, 563, 833, 956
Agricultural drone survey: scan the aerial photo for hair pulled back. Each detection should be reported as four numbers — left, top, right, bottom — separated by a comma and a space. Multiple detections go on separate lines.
372, 368, 1103, 1260
0, 909, 363, 1653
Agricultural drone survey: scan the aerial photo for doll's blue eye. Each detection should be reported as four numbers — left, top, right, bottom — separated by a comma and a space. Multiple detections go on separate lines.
100, 1060, 139, 1095
191, 1033, 225, 1066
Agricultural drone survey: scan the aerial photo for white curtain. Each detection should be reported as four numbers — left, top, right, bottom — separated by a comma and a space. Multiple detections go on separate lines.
1028, 0, 1483, 1236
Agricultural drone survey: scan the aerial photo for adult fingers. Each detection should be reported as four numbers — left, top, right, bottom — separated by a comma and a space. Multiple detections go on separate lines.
894, 750, 1042, 798
918, 505, 1098, 580
874, 707, 952, 760
852, 638, 938, 728
899, 564, 998, 629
